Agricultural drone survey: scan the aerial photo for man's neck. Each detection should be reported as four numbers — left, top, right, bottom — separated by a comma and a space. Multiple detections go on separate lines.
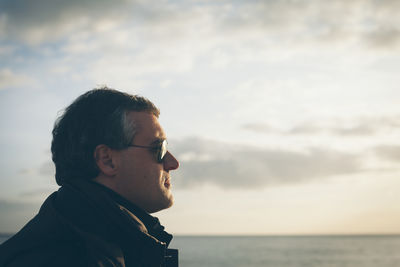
89, 180, 172, 245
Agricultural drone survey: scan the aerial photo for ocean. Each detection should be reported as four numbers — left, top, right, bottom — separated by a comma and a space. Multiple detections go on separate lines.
1, 235, 400, 266
170, 235, 400, 267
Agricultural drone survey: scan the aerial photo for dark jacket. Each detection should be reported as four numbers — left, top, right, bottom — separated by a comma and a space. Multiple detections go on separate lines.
0, 179, 178, 267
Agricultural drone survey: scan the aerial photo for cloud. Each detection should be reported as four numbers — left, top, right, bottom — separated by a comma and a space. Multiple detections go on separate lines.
0, 0, 207, 46
19, 187, 56, 200
0, 199, 41, 232
38, 161, 55, 176
242, 115, 400, 136
1, 0, 399, 50
0, 69, 34, 89
364, 27, 400, 49
0, 0, 133, 44
18, 161, 54, 178
374, 145, 400, 162
241, 123, 278, 134
171, 137, 362, 189
214, 0, 400, 49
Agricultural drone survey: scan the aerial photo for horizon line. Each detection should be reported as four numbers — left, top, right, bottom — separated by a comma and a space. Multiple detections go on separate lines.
3, 232, 400, 237
173, 232, 400, 237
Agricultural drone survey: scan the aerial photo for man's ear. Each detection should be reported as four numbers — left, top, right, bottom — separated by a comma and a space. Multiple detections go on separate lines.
94, 145, 118, 176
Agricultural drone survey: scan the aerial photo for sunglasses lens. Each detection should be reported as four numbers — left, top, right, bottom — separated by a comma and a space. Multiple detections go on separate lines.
159, 140, 168, 162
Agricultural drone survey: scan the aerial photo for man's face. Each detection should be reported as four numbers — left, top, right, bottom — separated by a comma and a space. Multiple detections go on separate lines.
114, 111, 179, 213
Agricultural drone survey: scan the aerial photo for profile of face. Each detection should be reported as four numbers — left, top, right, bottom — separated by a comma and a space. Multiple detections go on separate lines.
95, 111, 180, 213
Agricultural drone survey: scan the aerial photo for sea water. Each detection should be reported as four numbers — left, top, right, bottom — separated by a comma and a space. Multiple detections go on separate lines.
170, 235, 400, 267
1, 235, 400, 266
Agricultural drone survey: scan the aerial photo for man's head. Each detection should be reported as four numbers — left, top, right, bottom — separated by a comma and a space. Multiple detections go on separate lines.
51, 87, 179, 212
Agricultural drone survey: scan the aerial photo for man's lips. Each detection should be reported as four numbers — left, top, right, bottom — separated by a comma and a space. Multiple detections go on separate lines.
164, 178, 171, 189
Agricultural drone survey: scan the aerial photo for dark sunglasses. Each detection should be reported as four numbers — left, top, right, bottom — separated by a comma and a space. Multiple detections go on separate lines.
127, 139, 168, 163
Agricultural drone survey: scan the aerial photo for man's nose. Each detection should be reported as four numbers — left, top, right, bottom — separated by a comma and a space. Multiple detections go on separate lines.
163, 151, 179, 171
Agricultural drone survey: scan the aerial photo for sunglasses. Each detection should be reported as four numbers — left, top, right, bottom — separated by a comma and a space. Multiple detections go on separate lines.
127, 139, 168, 163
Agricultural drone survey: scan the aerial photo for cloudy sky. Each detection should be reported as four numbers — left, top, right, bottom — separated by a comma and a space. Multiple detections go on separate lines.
1, 0, 400, 235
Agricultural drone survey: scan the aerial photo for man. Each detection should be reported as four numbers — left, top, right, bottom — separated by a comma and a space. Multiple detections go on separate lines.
0, 88, 180, 266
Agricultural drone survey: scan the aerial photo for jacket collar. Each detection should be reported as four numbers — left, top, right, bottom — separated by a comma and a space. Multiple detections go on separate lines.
88, 181, 173, 246
57, 178, 173, 249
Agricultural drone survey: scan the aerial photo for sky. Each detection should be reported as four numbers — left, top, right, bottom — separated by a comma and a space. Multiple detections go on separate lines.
1, 0, 400, 235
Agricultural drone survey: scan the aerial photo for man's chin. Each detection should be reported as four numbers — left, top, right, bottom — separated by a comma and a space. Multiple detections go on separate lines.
148, 196, 173, 213
163, 194, 174, 209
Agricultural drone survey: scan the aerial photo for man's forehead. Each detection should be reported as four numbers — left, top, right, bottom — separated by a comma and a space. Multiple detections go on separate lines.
128, 111, 166, 140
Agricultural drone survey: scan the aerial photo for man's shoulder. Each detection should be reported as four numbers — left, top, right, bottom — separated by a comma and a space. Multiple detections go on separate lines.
1, 192, 79, 245
0, 217, 126, 267
0, 239, 86, 267
0, 190, 129, 267
0, 193, 85, 266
